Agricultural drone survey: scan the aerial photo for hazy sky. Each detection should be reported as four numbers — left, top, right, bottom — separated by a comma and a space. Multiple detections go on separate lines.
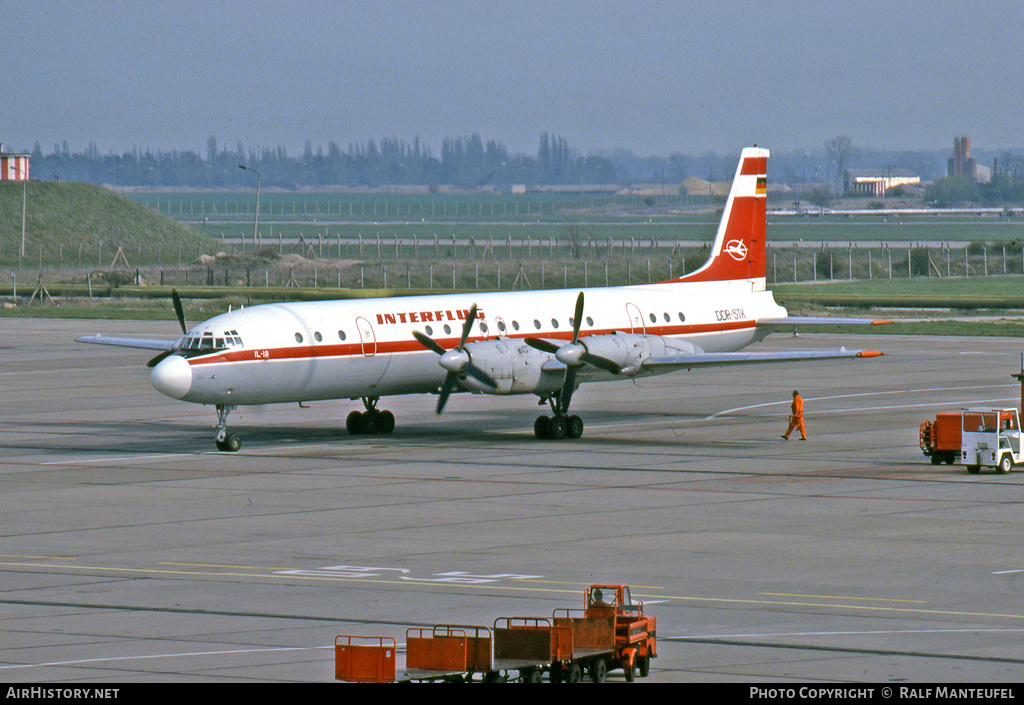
2, 0, 1021, 158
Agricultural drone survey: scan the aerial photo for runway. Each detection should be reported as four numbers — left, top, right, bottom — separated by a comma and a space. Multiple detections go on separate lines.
3, 318, 1024, 683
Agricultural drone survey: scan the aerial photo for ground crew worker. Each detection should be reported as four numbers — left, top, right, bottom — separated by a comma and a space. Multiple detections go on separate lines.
782, 390, 807, 440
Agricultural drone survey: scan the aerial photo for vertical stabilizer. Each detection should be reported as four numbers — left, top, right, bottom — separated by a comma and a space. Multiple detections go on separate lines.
675, 147, 768, 284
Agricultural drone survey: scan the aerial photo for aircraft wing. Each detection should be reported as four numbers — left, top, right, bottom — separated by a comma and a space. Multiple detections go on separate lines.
757, 316, 892, 326
642, 347, 882, 372
76, 334, 176, 351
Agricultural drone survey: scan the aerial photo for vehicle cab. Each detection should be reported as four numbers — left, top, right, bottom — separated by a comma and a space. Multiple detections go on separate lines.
960, 407, 1021, 474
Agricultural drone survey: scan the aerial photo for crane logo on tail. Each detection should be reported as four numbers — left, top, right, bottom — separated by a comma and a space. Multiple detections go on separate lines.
724, 239, 748, 261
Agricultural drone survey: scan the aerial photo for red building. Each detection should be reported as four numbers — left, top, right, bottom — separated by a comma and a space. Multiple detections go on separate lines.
0, 144, 30, 181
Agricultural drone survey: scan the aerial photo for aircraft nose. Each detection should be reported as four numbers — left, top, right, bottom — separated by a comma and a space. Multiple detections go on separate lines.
151, 354, 193, 399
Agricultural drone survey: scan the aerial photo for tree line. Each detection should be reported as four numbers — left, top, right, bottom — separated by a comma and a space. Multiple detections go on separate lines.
27, 133, 620, 189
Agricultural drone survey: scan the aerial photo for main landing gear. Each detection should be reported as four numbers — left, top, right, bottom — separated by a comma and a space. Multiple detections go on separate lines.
346, 397, 396, 435
534, 393, 585, 440
215, 404, 242, 452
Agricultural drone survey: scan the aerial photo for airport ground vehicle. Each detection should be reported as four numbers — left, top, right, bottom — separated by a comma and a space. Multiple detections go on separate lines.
958, 408, 1022, 474
919, 412, 962, 465
334, 583, 655, 683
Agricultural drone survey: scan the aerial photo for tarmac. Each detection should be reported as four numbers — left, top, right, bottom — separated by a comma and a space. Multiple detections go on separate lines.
3, 318, 1024, 683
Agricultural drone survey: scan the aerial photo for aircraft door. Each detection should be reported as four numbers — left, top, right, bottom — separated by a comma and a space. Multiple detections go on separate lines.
351, 316, 389, 391
355, 316, 377, 356
625, 303, 645, 334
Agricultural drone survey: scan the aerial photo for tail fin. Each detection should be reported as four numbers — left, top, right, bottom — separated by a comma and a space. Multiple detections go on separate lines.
675, 147, 768, 284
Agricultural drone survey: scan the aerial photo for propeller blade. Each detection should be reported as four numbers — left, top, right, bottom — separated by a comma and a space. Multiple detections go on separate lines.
172, 289, 187, 334
580, 352, 622, 374
560, 366, 578, 412
457, 304, 478, 349
524, 337, 559, 354
436, 372, 457, 414
571, 291, 584, 344
412, 330, 447, 356
147, 350, 174, 368
463, 362, 498, 389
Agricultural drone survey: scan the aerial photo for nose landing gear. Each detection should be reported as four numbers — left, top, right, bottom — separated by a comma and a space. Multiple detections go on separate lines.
214, 404, 242, 452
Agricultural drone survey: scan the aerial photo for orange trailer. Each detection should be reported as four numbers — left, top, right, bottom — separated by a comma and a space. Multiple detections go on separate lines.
334, 583, 656, 683
920, 412, 962, 465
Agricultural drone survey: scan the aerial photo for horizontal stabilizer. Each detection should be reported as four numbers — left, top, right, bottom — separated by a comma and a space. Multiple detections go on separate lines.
642, 348, 883, 371
75, 334, 176, 351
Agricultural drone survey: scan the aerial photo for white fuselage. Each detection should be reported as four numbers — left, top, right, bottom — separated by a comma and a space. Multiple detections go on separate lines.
151, 277, 787, 407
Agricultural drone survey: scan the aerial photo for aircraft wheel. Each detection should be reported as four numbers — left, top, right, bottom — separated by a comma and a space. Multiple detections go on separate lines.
346, 410, 363, 434
360, 410, 380, 434
566, 415, 584, 439
378, 410, 396, 434
534, 415, 552, 439
549, 415, 567, 440
217, 433, 241, 452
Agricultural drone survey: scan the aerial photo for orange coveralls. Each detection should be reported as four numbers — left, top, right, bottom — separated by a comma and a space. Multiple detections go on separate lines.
783, 393, 807, 440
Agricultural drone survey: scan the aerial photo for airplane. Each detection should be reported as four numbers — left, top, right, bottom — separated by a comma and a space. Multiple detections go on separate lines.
77, 147, 886, 451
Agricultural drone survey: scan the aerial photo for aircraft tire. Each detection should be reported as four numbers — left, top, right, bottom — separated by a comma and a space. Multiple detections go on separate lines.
550, 415, 567, 440
534, 415, 552, 439
346, 410, 363, 434
567, 415, 584, 439
379, 410, 396, 434
360, 410, 380, 434
217, 433, 241, 452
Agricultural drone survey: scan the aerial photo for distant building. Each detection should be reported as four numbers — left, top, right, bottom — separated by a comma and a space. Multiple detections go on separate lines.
843, 169, 921, 196
0, 143, 30, 181
948, 135, 977, 180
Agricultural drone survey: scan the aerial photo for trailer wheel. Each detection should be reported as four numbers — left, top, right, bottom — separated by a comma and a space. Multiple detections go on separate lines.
967, 465, 981, 474
590, 658, 607, 683
999, 454, 1013, 474
565, 663, 581, 683
637, 654, 650, 677
624, 659, 635, 682
521, 667, 543, 683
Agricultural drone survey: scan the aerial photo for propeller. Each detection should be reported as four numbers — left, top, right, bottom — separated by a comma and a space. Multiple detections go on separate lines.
413, 304, 498, 414
147, 289, 188, 367
525, 292, 621, 412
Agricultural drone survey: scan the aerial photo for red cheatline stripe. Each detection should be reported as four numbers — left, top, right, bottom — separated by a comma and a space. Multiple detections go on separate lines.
186, 320, 758, 366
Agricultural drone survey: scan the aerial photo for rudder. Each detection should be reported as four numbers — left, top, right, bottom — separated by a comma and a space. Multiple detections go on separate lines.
676, 147, 768, 285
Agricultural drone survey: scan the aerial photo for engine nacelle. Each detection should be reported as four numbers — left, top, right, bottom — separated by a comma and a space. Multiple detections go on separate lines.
458, 338, 559, 394
580, 333, 703, 375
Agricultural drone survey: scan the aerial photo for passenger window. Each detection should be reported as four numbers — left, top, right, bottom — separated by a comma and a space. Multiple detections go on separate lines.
295, 333, 303, 343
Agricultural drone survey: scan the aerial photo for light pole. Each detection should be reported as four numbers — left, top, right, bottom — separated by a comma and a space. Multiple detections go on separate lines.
13, 165, 26, 262
238, 164, 261, 247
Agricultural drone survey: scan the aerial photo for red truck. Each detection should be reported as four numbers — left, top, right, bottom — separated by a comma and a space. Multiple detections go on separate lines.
334, 583, 656, 683
920, 412, 962, 465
